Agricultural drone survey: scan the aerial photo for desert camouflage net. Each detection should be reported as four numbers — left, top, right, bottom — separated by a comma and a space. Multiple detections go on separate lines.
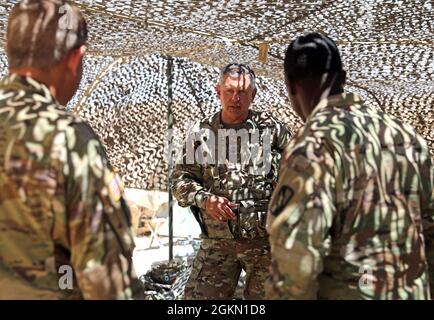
0, 0, 433, 190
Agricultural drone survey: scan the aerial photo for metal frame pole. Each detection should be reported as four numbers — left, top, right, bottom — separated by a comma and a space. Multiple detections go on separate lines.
166, 56, 174, 261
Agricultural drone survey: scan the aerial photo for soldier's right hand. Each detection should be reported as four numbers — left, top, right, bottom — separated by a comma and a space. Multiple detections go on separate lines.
205, 195, 237, 222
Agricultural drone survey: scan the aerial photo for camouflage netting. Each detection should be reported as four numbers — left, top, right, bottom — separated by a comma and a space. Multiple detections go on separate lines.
0, 0, 433, 190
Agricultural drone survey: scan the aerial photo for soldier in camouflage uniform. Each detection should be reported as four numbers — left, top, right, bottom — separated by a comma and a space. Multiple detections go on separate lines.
172, 64, 292, 299
266, 33, 434, 300
0, 0, 141, 299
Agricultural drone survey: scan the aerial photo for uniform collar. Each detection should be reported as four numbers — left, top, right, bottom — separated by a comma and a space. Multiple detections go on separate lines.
214, 110, 256, 129
307, 92, 364, 122
0, 74, 57, 105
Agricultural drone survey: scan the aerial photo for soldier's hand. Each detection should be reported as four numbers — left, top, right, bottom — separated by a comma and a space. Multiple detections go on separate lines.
205, 195, 237, 222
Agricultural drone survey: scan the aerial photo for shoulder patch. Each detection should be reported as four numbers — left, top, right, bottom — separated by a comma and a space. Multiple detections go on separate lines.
269, 185, 294, 217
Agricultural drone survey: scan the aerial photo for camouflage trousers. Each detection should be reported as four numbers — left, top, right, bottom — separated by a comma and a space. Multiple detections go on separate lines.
184, 237, 271, 300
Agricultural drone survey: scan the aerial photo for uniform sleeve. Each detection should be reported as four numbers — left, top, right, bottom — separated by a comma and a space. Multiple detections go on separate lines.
171, 126, 212, 210
269, 120, 293, 185
265, 137, 336, 300
419, 143, 434, 298
275, 122, 293, 152
63, 122, 142, 300
171, 163, 211, 210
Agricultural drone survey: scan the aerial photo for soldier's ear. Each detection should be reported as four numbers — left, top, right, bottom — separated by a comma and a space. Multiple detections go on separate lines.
287, 76, 297, 96
66, 45, 86, 76
251, 87, 257, 102
216, 84, 221, 100
284, 76, 296, 97
341, 70, 347, 87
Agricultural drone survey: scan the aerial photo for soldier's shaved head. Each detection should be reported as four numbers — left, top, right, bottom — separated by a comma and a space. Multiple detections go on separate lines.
6, 0, 88, 70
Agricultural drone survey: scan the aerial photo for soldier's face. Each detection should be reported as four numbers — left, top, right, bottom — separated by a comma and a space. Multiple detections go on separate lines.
217, 74, 256, 124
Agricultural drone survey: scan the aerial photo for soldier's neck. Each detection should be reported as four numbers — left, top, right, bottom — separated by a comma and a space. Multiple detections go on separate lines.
9, 68, 59, 101
220, 110, 251, 126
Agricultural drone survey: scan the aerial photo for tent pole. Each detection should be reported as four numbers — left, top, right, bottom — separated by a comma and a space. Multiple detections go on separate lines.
166, 56, 174, 261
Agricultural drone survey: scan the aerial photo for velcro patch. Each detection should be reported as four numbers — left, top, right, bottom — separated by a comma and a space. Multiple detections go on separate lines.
269, 186, 294, 217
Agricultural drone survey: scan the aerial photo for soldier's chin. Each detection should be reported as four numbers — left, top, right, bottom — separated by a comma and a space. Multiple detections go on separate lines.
229, 106, 241, 112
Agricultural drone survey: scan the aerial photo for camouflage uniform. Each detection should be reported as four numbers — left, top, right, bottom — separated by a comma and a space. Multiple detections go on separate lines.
0, 75, 141, 299
172, 110, 291, 299
266, 93, 434, 300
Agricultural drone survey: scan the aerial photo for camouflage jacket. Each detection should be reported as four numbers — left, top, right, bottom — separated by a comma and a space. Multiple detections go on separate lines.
172, 110, 292, 239
0, 75, 141, 299
266, 93, 434, 300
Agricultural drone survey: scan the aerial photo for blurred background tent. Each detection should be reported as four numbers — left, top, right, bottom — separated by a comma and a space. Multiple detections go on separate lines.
0, 0, 433, 288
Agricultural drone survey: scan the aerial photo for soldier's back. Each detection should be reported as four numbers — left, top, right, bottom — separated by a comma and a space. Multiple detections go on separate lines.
0, 75, 86, 299
311, 96, 432, 299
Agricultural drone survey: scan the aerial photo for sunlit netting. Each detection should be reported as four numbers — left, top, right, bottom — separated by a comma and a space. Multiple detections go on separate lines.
0, 0, 433, 190
73, 56, 387, 190
0, 1, 432, 79
0, 52, 303, 189
71, 55, 303, 190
